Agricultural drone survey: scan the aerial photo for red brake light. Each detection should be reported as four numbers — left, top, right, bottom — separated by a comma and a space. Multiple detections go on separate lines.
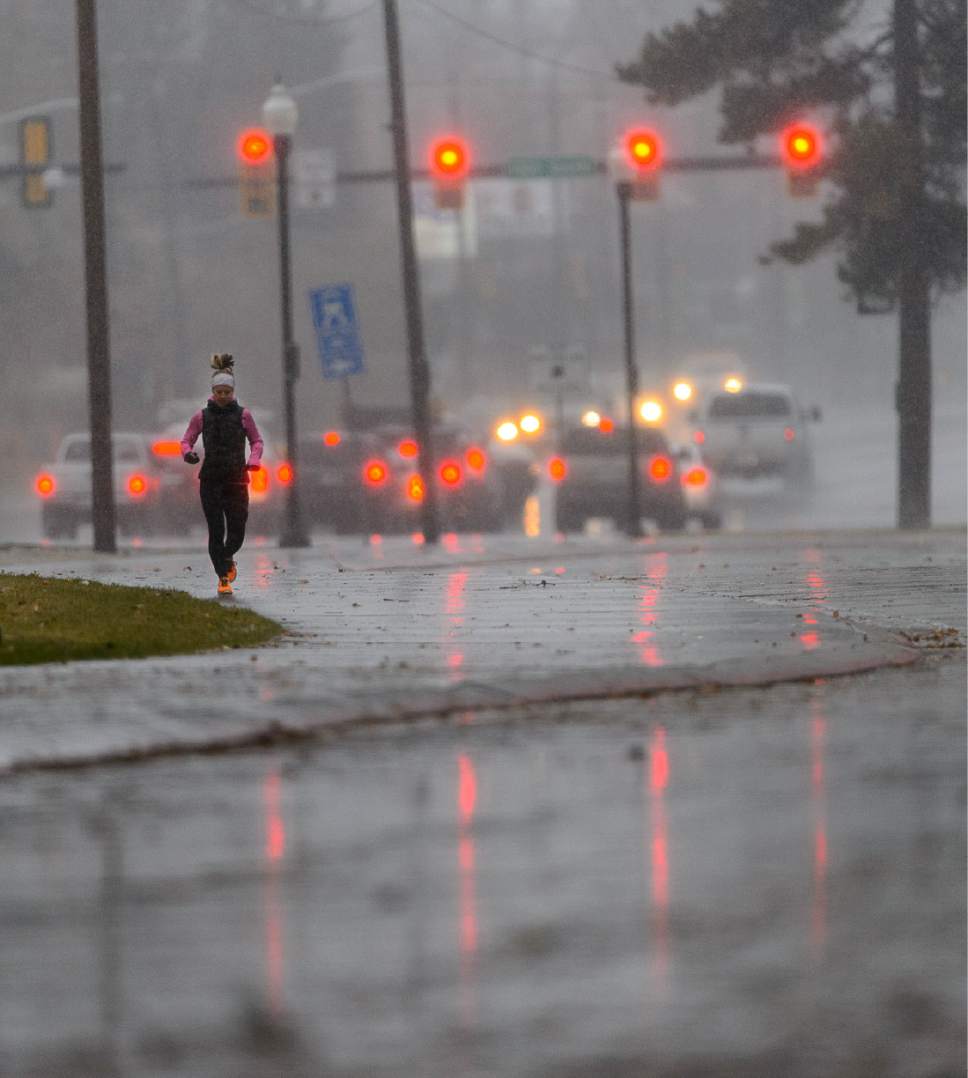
648, 455, 673, 482
151, 439, 182, 457
35, 473, 56, 497
363, 459, 389, 486
398, 439, 419, 459
783, 427, 796, 442
465, 447, 486, 472
548, 457, 568, 482
599, 417, 614, 434
683, 466, 708, 488
250, 465, 269, 493
693, 430, 706, 445
407, 475, 425, 502
439, 460, 463, 486
323, 431, 341, 447
127, 473, 148, 497
276, 463, 294, 486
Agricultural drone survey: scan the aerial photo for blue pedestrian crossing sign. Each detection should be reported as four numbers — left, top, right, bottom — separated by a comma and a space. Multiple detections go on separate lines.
308, 283, 365, 380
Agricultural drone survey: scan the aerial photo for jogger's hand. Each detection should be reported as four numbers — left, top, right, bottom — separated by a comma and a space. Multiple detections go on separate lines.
183, 451, 200, 464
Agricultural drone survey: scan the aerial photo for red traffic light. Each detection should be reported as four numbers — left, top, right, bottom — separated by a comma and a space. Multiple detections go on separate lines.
625, 129, 662, 172
430, 137, 470, 180
781, 124, 821, 170
237, 128, 273, 166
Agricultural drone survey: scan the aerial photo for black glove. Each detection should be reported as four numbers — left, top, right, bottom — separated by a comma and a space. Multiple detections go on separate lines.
183, 451, 200, 464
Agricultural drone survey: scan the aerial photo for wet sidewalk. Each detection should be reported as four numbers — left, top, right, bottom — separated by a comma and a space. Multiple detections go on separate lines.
0, 528, 963, 772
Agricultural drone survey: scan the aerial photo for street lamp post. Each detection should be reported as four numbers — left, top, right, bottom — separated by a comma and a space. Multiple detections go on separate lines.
617, 180, 644, 539
263, 81, 310, 548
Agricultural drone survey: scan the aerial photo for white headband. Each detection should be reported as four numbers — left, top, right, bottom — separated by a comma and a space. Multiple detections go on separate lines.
211, 372, 235, 388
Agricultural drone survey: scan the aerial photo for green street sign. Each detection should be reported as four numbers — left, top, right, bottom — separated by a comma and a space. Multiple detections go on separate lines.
506, 155, 598, 179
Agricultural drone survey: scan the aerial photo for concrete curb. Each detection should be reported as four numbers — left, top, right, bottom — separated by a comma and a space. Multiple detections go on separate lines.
2, 632, 919, 777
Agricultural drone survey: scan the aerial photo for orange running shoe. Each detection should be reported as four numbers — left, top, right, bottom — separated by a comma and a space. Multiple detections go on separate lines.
217, 576, 233, 596
226, 561, 238, 583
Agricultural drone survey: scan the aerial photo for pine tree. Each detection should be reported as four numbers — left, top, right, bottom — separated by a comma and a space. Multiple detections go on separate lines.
618, 0, 966, 527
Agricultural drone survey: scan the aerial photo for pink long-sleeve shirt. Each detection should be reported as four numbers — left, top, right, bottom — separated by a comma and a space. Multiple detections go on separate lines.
180, 402, 264, 467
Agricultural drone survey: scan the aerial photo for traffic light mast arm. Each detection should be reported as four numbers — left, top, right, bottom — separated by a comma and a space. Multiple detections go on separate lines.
180, 151, 798, 191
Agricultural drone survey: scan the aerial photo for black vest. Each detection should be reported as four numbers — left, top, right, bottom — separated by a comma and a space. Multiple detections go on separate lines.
200, 401, 246, 481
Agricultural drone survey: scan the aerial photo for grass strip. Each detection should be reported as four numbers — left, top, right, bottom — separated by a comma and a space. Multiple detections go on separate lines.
0, 573, 281, 665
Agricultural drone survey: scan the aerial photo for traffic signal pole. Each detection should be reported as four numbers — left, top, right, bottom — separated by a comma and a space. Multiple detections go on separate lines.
75, 0, 116, 553
894, 0, 931, 529
273, 130, 311, 549
382, 0, 440, 545
617, 181, 644, 539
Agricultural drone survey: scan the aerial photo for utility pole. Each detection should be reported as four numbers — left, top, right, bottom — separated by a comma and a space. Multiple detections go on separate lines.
617, 181, 644, 539
76, 0, 117, 553
894, 0, 931, 529
382, 0, 440, 545
449, 72, 473, 398
264, 82, 311, 549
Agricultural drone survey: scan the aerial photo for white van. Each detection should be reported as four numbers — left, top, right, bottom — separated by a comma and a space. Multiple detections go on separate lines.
689, 383, 820, 484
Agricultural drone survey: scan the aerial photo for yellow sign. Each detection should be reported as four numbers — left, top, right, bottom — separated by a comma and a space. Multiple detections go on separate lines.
20, 116, 52, 208
239, 163, 273, 219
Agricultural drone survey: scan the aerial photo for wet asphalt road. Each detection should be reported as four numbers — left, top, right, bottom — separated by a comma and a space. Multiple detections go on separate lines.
0, 526, 964, 1077
1, 653, 964, 1078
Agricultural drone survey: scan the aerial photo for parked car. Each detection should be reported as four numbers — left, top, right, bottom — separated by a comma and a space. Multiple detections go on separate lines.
688, 382, 819, 484
34, 432, 179, 538
297, 429, 383, 533
550, 425, 688, 533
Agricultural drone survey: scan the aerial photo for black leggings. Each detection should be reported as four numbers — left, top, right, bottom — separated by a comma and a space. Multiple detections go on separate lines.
200, 477, 249, 577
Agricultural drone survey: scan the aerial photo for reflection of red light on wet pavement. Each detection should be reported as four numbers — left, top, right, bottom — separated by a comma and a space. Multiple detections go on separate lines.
444, 573, 469, 678
446, 571, 467, 616
650, 729, 669, 794
800, 631, 820, 650
255, 553, 275, 590
457, 754, 478, 1024
805, 571, 827, 597
646, 727, 670, 978
458, 754, 477, 824
263, 769, 286, 1014
635, 555, 668, 668
264, 771, 285, 863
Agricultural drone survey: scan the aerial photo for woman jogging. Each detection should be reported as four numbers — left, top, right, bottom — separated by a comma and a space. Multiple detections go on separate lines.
180, 354, 264, 596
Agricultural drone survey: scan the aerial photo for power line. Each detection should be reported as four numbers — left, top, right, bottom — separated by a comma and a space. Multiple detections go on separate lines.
410, 0, 621, 83
231, 0, 378, 27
